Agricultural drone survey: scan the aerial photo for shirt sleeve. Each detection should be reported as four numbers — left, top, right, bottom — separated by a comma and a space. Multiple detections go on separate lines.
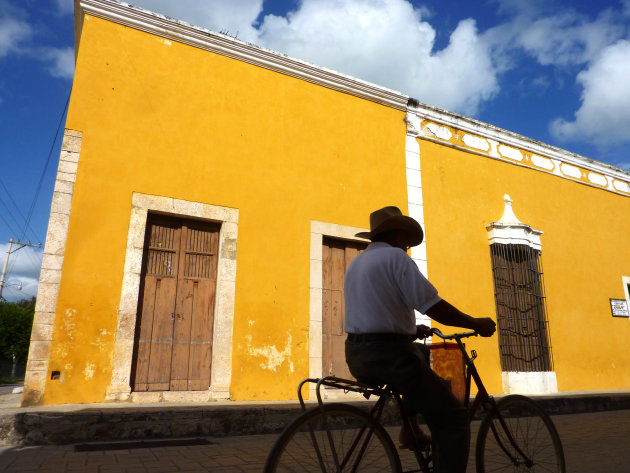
395, 251, 442, 314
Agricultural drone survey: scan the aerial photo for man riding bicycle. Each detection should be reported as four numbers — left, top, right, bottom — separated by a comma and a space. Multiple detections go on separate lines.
345, 206, 496, 473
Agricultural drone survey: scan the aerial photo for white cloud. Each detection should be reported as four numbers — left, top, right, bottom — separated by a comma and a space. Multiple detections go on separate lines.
42, 46, 75, 79
257, 0, 498, 115
131, 0, 263, 42
550, 40, 630, 147
516, 10, 624, 66
485, 5, 625, 69
485, 2, 630, 149
130, 0, 500, 115
55, 0, 74, 15
0, 3, 74, 82
257, 0, 435, 91
0, 13, 32, 57
417, 19, 499, 114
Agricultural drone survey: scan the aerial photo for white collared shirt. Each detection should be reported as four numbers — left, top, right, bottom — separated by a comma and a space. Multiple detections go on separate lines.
344, 242, 441, 335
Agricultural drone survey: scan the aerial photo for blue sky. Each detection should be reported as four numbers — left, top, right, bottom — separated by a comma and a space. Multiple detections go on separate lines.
1, 0, 630, 301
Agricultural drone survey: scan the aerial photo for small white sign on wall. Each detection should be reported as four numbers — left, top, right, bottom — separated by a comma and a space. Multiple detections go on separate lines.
610, 298, 629, 317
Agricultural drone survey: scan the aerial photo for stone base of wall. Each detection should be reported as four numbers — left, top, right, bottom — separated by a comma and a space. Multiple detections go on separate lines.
3, 392, 630, 446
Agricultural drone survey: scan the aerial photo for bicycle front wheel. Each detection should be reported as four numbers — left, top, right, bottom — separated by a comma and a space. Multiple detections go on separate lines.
476, 394, 565, 473
264, 403, 402, 472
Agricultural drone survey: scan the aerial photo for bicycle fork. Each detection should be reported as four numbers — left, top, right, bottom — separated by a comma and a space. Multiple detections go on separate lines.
486, 402, 535, 469
460, 342, 535, 469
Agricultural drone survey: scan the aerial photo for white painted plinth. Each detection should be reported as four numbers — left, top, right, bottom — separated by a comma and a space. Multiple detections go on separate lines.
502, 371, 558, 394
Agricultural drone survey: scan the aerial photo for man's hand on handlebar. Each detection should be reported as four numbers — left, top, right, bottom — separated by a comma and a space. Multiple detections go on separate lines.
416, 324, 432, 340
473, 317, 496, 337
416, 319, 495, 340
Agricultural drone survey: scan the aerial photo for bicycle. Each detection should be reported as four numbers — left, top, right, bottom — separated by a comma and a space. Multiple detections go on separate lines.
264, 328, 565, 472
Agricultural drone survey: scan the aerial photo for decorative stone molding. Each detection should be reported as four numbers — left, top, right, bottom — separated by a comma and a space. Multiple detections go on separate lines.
486, 195, 543, 251
407, 105, 630, 197
105, 193, 238, 402
77, 0, 408, 111
22, 129, 82, 406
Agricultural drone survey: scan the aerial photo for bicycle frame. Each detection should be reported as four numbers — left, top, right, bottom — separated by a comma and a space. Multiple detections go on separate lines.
297, 376, 432, 471
293, 329, 537, 472
297, 377, 393, 472
433, 330, 534, 468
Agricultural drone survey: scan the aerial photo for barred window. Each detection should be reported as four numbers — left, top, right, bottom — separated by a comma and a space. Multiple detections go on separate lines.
490, 243, 553, 372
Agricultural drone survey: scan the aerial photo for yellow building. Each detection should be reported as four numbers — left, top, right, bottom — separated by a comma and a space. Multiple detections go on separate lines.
23, 0, 630, 406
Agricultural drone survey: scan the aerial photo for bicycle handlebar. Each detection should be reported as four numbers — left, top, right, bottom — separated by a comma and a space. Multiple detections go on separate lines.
428, 327, 478, 340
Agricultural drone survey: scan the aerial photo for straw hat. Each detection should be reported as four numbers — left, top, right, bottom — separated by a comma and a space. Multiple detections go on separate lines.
355, 206, 424, 247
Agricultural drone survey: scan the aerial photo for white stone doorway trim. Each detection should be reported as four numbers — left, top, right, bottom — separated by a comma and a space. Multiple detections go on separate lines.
105, 193, 238, 402
309, 221, 368, 400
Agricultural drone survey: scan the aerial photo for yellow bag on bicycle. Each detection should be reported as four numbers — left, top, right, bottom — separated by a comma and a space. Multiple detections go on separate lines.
428, 342, 466, 403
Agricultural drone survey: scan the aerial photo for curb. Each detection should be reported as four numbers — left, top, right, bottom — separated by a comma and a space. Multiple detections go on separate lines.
2, 392, 630, 446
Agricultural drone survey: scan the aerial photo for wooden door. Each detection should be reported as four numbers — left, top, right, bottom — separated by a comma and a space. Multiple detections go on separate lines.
132, 214, 220, 392
322, 238, 367, 379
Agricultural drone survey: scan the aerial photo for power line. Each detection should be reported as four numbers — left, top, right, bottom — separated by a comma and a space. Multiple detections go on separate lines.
0, 213, 20, 237
0, 178, 43, 243
3, 91, 69, 279
19, 92, 70, 244
0, 193, 26, 237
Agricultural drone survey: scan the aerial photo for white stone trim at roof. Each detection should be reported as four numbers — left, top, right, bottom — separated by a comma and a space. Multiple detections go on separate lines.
76, 0, 409, 111
407, 103, 630, 197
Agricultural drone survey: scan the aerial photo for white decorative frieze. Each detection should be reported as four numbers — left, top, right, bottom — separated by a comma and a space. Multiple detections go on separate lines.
498, 144, 523, 162
424, 122, 452, 141
463, 134, 490, 151
531, 154, 554, 170
560, 163, 581, 179
588, 172, 607, 187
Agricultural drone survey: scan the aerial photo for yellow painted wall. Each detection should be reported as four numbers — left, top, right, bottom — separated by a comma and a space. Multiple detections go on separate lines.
420, 139, 630, 394
42, 15, 407, 404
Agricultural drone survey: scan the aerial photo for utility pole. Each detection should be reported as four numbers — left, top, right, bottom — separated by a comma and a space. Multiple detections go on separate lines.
0, 238, 42, 301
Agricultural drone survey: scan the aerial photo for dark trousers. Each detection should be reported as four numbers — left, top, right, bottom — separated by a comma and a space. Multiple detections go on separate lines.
346, 339, 470, 473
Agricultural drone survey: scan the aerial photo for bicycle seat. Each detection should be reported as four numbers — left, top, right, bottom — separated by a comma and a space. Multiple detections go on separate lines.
356, 376, 386, 390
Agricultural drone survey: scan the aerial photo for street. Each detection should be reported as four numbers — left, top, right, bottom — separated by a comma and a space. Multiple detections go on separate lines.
1, 409, 629, 472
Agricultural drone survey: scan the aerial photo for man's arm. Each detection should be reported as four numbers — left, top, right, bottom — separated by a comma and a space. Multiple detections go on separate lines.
425, 299, 496, 337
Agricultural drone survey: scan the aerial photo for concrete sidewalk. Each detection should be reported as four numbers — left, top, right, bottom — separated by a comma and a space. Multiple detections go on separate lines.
2, 388, 630, 446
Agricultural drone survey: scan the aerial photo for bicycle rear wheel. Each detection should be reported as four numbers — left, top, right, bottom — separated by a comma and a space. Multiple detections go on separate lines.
264, 403, 402, 472
476, 394, 565, 472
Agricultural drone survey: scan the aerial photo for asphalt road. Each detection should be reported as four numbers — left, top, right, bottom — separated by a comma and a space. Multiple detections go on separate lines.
1, 409, 629, 472
0, 384, 20, 396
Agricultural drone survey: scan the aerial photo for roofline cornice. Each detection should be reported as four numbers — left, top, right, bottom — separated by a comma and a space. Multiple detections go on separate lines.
77, 0, 409, 111
408, 101, 630, 184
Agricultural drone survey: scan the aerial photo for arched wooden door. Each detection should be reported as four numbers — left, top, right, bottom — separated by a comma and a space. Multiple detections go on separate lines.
132, 214, 220, 392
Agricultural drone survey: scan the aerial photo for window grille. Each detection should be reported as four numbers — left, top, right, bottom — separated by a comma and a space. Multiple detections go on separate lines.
490, 243, 553, 372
